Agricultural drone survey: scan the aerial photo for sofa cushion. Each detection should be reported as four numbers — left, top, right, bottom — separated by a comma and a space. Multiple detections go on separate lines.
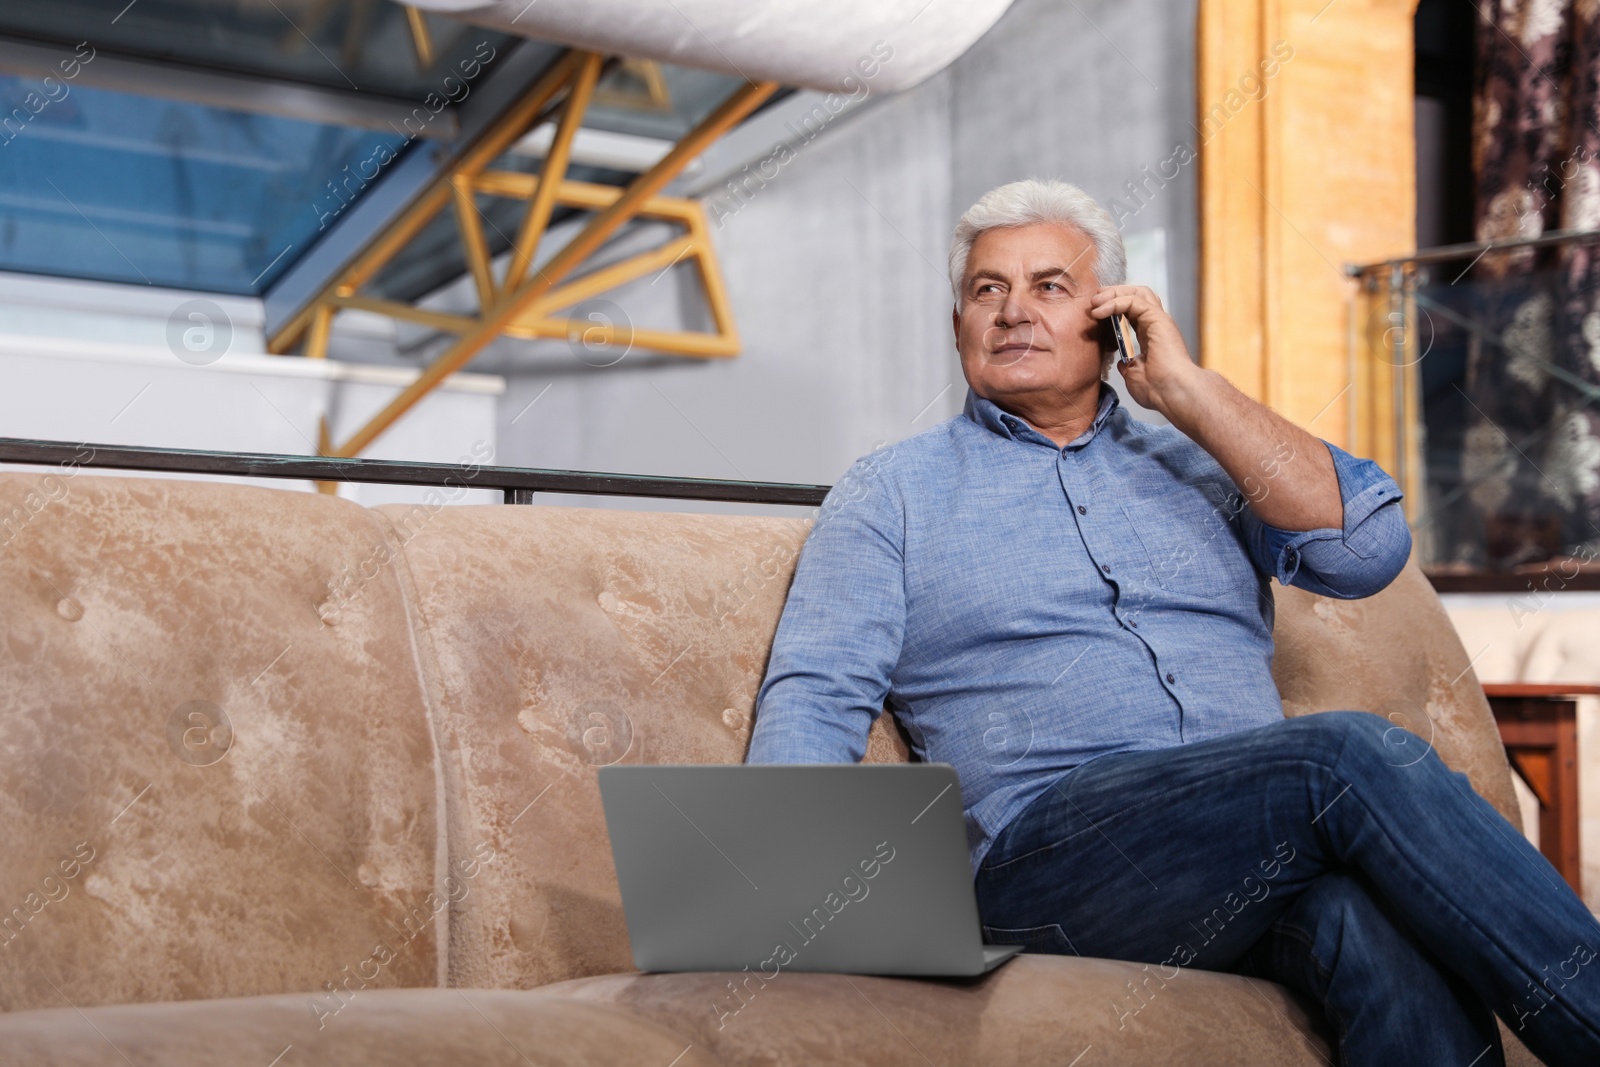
0, 987, 723, 1066
1271, 561, 1522, 827
0, 473, 445, 1011
372, 502, 913, 993
540, 954, 1332, 1066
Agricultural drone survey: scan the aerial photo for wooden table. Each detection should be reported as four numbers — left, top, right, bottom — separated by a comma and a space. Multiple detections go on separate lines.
1482, 683, 1600, 895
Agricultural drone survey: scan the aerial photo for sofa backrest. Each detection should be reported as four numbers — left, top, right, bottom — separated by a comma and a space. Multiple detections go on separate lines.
1271, 563, 1520, 824
0, 472, 1521, 1008
0, 473, 445, 1013
371, 501, 915, 992
380, 502, 1524, 991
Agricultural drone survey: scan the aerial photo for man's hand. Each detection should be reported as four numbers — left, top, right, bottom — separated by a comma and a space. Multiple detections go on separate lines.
1088, 285, 1202, 418
1089, 284, 1344, 533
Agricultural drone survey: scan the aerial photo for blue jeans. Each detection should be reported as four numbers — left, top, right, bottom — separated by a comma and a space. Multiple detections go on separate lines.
973, 711, 1600, 1066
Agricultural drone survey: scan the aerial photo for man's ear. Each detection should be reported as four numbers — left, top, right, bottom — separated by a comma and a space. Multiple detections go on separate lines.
951, 303, 960, 345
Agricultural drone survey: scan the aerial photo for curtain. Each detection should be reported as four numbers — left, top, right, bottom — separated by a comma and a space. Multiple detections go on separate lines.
1462, 0, 1600, 569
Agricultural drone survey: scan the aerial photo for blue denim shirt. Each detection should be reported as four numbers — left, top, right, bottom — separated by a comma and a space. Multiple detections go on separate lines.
746, 384, 1411, 877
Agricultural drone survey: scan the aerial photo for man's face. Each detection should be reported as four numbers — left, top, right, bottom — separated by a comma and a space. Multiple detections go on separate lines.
952, 222, 1106, 406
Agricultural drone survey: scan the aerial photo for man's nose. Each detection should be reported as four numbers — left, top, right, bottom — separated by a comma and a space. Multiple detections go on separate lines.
995, 291, 1032, 329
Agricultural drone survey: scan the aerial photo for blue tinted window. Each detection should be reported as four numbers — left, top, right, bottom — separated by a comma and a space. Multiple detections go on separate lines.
0, 77, 409, 294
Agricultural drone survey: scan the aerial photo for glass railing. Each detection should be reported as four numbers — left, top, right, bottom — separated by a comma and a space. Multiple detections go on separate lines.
1348, 229, 1600, 586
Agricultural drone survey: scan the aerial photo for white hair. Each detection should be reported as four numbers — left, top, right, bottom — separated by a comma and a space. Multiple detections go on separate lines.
948, 179, 1126, 303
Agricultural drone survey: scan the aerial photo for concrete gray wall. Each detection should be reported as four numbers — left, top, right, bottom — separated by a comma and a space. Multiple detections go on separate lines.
948, 0, 1199, 348
456, 0, 1200, 512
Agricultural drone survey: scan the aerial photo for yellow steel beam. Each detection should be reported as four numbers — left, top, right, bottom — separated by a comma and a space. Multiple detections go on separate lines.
472, 174, 703, 223
553, 178, 699, 217
560, 177, 705, 225
683, 199, 737, 343
305, 304, 334, 361
512, 233, 697, 325
268, 50, 586, 355
328, 229, 706, 341
324, 233, 723, 362
402, 5, 435, 70
514, 320, 740, 358
471, 170, 543, 200
506, 82, 774, 304
330, 77, 778, 458
450, 175, 496, 308
506, 52, 603, 289
268, 48, 765, 457
315, 415, 337, 495
326, 293, 475, 333
512, 195, 737, 351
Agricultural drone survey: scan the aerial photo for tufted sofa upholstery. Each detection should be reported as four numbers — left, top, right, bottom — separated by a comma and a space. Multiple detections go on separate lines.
0, 471, 1543, 1064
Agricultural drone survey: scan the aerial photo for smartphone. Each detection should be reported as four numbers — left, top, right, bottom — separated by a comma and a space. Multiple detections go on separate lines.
1106, 314, 1134, 365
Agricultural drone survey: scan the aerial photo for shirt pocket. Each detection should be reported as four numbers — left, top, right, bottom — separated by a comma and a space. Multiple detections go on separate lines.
1120, 496, 1232, 600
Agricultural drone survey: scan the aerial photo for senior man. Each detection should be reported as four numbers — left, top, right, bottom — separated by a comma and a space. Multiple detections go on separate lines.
746, 179, 1600, 1064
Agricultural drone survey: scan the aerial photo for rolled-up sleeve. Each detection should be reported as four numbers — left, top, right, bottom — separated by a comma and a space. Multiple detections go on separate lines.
746, 451, 906, 765
1237, 441, 1411, 600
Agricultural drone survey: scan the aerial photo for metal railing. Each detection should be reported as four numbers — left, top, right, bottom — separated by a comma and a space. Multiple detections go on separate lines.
0, 437, 830, 508
1347, 228, 1600, 585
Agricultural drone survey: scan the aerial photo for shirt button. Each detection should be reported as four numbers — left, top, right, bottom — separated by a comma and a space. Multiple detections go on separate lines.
1166, 672, 1176, 684
1101, 564, 1111, 574
1077, 505, 1087, 515
1129, 619, 1139, 628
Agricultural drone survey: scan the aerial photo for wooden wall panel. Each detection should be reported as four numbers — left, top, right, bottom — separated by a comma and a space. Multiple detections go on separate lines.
1198, 0, 1419, 458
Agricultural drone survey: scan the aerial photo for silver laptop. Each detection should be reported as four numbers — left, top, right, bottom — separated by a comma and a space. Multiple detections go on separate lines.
597, 763, 1024, 977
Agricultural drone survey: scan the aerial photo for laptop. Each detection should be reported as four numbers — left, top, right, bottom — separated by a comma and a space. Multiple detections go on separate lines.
597, 763, 1024, 977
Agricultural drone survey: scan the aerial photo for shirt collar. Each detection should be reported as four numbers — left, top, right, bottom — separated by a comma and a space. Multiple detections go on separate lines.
962, 384, 1121, 449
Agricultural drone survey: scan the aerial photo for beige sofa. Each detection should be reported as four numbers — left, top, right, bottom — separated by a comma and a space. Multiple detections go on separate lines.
0, 470, 1544, 1064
